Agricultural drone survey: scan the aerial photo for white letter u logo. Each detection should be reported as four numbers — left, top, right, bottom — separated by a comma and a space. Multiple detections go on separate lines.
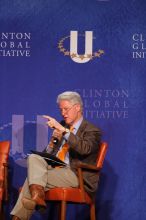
70, 31, 93, 63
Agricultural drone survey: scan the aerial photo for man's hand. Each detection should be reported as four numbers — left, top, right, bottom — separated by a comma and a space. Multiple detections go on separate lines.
43, 115, 65, 133
52, 129, 63, 141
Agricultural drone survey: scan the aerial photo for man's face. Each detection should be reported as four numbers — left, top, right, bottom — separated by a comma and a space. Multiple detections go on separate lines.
58, 100, 82, 126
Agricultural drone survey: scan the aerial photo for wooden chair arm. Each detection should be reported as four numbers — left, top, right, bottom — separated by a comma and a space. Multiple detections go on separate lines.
76, 162, 100, 171
76, 167, 86, 200
74, 162, 101, 200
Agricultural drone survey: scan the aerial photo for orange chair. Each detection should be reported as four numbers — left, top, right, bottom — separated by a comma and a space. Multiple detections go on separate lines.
45, 142, 108, 220
0, 141, 10, 218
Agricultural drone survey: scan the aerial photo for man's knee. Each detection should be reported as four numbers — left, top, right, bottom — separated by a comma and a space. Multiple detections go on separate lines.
27, 154, 47, 166
28, 154, 41, 160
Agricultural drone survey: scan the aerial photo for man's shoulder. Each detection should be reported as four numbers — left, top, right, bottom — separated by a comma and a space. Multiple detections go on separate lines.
80, 119, 101, 132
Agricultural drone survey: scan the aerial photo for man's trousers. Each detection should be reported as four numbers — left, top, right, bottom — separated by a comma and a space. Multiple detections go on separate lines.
10, 154, 79, 220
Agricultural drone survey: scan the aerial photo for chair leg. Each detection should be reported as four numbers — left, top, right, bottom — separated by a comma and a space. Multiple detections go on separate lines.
0, 212, 5, 220
0, 200, 1, 215
60, 200, 66, 220
0, 203, 5, 220
90, 202, 96, 220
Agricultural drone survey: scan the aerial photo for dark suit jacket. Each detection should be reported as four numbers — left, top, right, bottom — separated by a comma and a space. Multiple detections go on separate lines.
49, 119, 101, 198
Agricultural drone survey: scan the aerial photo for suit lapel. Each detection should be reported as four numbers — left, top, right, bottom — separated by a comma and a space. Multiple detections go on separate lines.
76, 119, 87, 137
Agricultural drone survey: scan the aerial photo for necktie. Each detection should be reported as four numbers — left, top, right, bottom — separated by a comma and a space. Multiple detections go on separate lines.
57, 126, 74, 162
57, 142, 69, 161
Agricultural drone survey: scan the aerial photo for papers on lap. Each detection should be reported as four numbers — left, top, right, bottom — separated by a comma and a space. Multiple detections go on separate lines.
31, 150, 67, 167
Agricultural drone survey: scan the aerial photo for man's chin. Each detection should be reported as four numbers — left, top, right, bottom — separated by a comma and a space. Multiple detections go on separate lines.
64, 119, 71, 125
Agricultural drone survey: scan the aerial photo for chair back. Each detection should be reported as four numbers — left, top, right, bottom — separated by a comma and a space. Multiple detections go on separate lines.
0, 141, 10, 164
96, 142, 108, 169
0, 141, 10, 214
0, 140, 10, 183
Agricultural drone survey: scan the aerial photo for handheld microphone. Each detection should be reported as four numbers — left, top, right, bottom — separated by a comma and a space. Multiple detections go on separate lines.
53, 137, 59, 145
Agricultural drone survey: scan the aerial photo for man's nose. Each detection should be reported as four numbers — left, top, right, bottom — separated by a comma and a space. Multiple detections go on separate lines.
61, 110, 66, 116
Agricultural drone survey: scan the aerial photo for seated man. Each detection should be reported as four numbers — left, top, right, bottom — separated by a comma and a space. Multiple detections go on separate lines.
11, 91, 101, 220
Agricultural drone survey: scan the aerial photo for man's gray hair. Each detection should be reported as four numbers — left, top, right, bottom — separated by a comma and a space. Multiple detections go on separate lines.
57, 91, 83, 109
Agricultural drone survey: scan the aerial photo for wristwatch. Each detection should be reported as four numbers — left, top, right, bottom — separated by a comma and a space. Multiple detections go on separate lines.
62, 128, 70, 135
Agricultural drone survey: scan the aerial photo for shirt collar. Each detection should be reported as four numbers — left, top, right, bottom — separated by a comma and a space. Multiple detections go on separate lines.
72, 116, 83, 132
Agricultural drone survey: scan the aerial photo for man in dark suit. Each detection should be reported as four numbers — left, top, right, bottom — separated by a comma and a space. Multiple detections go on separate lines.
11, 91, 101, 220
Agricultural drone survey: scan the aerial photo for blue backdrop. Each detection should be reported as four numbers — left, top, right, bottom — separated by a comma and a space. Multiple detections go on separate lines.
0, 0, 146, 219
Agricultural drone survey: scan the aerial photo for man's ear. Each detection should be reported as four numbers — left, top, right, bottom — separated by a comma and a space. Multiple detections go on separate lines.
75, 103, 81, 112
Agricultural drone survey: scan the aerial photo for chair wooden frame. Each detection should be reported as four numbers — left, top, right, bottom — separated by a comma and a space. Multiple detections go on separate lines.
45, 142, 108, 220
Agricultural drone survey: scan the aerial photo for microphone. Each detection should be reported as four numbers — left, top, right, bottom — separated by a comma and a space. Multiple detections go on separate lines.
47, 136, 58, 149
46, 135, 59, 153
52, 137, 59, 145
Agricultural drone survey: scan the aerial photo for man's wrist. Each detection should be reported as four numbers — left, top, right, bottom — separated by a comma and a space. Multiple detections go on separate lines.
62, 128, 70, 136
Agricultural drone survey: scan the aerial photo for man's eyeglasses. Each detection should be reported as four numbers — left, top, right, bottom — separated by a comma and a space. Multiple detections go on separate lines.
59, 104, 76, 114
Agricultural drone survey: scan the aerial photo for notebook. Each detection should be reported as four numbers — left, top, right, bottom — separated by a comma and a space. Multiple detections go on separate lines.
31, 150, 67, 167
